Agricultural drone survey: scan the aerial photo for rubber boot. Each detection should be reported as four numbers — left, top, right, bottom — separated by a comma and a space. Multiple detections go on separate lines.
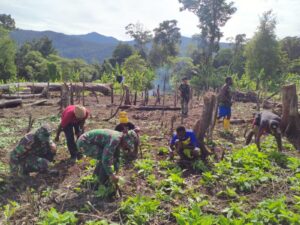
223, 118, 230, 131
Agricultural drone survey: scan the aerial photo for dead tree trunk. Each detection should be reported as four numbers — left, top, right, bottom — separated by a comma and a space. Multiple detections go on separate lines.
193, 92, 217, 159
124, 85, 131, 105
154, 85, 161, 106
61, 83, 70, 110
110, 84, 114, 104
281, 84, 300, 150
70, 83, 74, 105
134, 91, 137, 105
82, 75, 86, 106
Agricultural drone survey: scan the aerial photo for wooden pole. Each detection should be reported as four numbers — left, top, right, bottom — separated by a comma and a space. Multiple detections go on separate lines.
82, 74, 86, 106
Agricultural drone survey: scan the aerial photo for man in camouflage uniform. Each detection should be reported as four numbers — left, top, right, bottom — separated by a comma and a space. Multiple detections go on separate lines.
77, 129, 139, 185
9, 125, 57, 176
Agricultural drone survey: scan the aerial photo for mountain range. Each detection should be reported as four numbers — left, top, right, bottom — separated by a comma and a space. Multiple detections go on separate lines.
10, 29, 230, 63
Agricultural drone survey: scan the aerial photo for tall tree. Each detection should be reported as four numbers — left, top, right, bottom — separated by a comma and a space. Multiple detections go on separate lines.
110, 42, 134, 66
0, 28, 16, 82
32, 36, 56, 57
0, 14, 15, 30
150, 20, 181, 66
245, 10, 281, 90
125, 22, 152, 59
231, 33, 247, 76
280, 36, 300, 61
179, 0, 236, 61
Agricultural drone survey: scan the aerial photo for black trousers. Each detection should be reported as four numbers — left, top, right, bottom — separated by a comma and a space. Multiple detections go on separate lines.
63, 123, 80, 158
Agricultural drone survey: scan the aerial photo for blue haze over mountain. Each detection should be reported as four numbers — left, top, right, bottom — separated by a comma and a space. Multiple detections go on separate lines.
10, 29, 230, 63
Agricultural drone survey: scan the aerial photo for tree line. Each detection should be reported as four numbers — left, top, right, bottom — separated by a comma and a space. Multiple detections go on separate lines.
0, 0, 299, 94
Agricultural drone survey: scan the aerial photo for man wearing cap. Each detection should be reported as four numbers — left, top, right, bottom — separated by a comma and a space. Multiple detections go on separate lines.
246, 111, 282, 151
115, 111, 136, 132
55, 105, 89, 159
76, 129, 139, 186
10, 124, 57, 175
178, 77, 191, 117
169, 126, 200, 162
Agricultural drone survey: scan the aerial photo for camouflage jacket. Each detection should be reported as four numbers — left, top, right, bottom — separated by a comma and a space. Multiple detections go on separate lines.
10, 133, 53, 163
77, 129, 123, 176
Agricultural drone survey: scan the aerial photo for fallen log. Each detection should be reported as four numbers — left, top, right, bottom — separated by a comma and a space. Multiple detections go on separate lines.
1, 93, 46, 99
0, 99, 22, 108
27, 83, 112, 96
119, 105, 181, 111
29, 100, 48, 106
232, 91, 258, 103
0, 85, 10, 93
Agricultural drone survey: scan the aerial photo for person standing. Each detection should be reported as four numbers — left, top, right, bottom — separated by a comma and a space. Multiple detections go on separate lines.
55, 105, 89, 160
218, 77, 233, 131
178, 77, 191, 117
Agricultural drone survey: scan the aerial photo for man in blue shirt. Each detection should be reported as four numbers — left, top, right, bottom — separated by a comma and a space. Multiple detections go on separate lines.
169, 126, 200, 160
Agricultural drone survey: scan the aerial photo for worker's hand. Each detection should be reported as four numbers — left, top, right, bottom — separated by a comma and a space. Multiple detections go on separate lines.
50, 142, 57, 154
110, 174, 119, 184
54, 136, 59, 142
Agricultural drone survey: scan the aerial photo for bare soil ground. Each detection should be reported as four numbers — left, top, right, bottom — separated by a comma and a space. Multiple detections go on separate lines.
0, 93, 299, 224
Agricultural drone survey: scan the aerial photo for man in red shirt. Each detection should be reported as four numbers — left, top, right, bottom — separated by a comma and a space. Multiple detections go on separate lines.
55, 105, 89, 159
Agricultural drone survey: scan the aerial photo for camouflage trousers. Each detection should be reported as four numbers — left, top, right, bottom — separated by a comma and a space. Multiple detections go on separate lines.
93, 162, 110, 185
10, 154, 49, 175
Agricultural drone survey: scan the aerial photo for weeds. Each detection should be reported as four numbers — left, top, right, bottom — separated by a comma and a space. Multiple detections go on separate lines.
120, 195, 160, 225
1, 200, 20, 224
38, 208, 77, 225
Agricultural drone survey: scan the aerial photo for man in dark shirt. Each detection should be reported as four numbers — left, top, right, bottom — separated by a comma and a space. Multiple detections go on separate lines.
246, 111, 282, 151
218, 77, 233, 130
178, 77, 190, 117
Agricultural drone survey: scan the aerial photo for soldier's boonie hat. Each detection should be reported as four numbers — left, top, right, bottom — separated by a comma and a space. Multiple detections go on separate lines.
123, 130, 139, 150
74, 105, 86, 119
35, 124, 51, 141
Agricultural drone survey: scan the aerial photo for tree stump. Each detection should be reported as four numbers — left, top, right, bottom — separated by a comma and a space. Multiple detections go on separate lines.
281, 84, 300, 150
193, 92, 217, 159
124, 85, 131, 105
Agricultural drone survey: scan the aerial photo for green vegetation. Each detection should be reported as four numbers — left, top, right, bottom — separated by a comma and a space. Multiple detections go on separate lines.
120, 195, 160, 225
38, 208, 77, 225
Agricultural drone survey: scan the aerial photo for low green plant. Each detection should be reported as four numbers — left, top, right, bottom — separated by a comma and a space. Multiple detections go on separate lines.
217, 187, 238, 199
134, 159, 155, 177
94, 184, 115, 198
172, 201, 211, 225
85, 220, 119, 225
120, 195, 160, 225
2, 200, 20, 224
157, 146, 169, 155
200, 144, 278, 192
38, 207, 77, 225
192, 160, 209, 172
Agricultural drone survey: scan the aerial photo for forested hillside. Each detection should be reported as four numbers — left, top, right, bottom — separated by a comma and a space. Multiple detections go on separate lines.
10, 29, 230, 63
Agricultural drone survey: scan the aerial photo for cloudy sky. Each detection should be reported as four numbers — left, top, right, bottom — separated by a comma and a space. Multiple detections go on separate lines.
0, 0, 299, 41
